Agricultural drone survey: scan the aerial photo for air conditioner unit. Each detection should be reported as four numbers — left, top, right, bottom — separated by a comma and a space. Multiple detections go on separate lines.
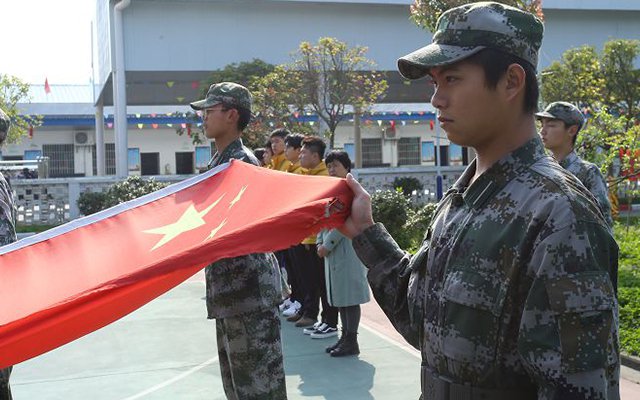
74, 131, 94, 146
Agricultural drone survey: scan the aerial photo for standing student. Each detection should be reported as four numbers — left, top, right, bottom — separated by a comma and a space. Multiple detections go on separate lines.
190, 82, 287, 400
537, 101, 613, 227
268, 128, 292, 172
317, 150, 370, 355
340, 3, 619, 399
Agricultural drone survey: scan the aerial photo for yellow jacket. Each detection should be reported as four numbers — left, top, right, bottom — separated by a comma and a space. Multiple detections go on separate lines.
287, 161, 304, 175
301, 161, 329, 244
270, 153, 291, 172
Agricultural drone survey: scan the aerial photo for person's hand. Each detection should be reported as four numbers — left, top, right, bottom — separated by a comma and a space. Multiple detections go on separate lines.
317, 245, 328, 258
339, 173, 374, 239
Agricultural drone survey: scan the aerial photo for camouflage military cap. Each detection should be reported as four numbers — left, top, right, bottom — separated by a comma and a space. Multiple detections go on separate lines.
0, 108, 10, 143
190, 82, 252, 112
535, 101, 585, 128
398, 1, 544, 80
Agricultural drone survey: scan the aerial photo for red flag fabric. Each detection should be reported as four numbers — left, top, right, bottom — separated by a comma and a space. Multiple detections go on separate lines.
0, 160, 352, 368
44, 78, 51, 94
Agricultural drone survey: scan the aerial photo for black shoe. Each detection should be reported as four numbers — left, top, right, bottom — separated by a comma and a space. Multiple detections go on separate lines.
325, 333, 345, 353
330, 332, 359, 357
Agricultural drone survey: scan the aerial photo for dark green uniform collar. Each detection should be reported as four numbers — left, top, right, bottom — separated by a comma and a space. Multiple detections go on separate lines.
559, 150, 578, 169
209, 138, 244, 168
453, 137, 549, 209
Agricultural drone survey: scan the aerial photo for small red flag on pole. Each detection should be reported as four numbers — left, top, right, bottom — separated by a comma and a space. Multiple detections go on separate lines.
44, 78, 51, 94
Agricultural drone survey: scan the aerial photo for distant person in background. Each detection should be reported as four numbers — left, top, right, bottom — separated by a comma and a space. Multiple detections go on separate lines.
537, 101, 613, 227
263, 142, 274, 169
252, 148, 268, 167
268, 128, 292, 171
0, 108, 16, 400
284, 133, 304, 174
317, 150, 370, 355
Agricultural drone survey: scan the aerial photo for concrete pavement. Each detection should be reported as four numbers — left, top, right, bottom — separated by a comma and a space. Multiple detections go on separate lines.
10, 270, 640, 399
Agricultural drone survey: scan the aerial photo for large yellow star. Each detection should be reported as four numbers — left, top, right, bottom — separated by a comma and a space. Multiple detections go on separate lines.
144, 195, 224, 251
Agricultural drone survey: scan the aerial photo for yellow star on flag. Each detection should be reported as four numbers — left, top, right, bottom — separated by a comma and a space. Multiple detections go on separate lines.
206, 218, 227, 241
229, 185, 248, 210
144, 195, 224, 251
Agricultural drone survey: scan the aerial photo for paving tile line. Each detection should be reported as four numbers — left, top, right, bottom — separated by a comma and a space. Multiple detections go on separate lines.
118, 356, 218, 400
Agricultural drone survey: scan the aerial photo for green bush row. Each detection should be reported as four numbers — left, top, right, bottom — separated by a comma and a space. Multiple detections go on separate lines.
77, 176, 168, 216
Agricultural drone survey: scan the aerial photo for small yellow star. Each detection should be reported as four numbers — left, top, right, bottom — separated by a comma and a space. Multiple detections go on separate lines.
144, 195, 224, 251
228, 185, 248, 210
206, 218, 227, 241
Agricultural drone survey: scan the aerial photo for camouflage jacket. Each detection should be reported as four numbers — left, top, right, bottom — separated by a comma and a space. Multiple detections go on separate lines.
0, 173, 16, 247
353, 137, 619, 399
561, 151, 613, 227
205, 138, 282, 318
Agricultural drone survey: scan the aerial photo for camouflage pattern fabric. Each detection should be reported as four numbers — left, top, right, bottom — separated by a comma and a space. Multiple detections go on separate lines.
536, 102, 585, 129
398, 1, 543, 80
216, 308, 287, 400
561, 151, 613, 228
353, 137, 619, 399
190, 82, 252, 112
206, 138, 286, 398
0, 108, 10, 145
205, 138, 282, 319
0, 172, 16, 399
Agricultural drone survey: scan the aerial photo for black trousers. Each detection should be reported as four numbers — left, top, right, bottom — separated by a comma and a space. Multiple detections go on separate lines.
290, 244, 338, 327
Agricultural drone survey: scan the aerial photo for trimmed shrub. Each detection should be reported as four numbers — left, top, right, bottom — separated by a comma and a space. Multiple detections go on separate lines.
76, 176, 168, 216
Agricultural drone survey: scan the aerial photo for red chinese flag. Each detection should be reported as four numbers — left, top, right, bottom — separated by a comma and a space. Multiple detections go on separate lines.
44, 78, 51, 94
0, 160, 352, 368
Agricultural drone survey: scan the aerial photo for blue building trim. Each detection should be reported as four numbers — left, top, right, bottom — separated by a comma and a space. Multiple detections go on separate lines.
34, 112, 436, 127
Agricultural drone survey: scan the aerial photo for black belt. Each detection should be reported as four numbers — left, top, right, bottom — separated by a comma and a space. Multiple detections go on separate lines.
421, 367, 537, 400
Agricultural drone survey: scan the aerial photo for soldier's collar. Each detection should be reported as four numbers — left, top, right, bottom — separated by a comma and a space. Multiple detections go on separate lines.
457, 137, 548, 209
559, 150, 578, 169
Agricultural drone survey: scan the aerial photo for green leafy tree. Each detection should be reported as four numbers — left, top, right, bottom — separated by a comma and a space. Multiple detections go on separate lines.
0, 74, 40, 143
540, 46, 605, 111
176, 59, 276, 148
255, 38, 387, 148
410, 0, 543, 32
601, 40, 640, 126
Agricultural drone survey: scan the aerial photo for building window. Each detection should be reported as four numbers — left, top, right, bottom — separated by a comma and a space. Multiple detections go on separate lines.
398, 137, 421, 166
141, 153, 160, 175
195, 146, 211, 173
421, 141, 435, 164
449, 144, 464, 166
92, 143, 116, 175
362, 138, 383, 167
43, 144, 75, 177
176, 152, 194, 175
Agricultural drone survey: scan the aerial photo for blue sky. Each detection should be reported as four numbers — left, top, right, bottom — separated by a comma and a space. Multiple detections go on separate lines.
0, 0, 93, 85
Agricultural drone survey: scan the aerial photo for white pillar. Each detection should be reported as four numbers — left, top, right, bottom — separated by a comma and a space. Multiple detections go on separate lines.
113, 0, 131, 178
95, 100, 106, 176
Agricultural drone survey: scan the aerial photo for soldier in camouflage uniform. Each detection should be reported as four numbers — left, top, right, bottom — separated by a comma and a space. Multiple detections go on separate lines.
0, 108, 16, 400
340, 3, 619, 400
190, 83, 287, 399
537, 101, 614, 227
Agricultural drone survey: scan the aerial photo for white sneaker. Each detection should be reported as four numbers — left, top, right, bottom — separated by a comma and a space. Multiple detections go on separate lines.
311, 325, 338, 339
282, 301, 301, 317
279, 298, 292, 313
303, 322, 326, 335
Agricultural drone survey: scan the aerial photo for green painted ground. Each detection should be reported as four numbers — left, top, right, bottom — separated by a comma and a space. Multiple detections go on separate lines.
11, 277, 420, 399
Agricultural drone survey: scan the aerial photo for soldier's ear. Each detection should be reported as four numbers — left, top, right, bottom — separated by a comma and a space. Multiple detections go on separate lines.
503, 63, 526, 103
567, 124, 579, 138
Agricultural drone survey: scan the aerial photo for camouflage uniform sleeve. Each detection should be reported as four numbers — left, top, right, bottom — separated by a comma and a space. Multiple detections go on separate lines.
353, 223, 421, 348
518, 223, 618, 399
583, 165, 613, 227
0, 178, 17, 246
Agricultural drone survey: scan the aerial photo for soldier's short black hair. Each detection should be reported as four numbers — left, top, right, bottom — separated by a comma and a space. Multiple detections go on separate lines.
301, 136, 326, 159
465, 48, 539, 114
284, 133, 305, 149
325, 150, 352, 173
270, 128, 290, 139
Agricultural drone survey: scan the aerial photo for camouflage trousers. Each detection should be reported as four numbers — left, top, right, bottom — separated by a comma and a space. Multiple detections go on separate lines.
216, 308, 287, 400
0, 367, 12, 400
